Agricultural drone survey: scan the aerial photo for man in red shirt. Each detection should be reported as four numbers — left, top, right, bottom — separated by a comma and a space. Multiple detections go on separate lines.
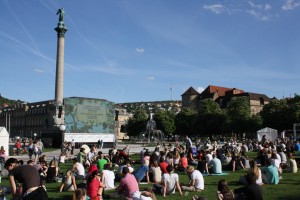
159, 157, 169, 174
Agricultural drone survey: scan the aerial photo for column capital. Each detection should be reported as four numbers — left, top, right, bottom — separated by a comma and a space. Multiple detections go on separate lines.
55, 25, 68, 37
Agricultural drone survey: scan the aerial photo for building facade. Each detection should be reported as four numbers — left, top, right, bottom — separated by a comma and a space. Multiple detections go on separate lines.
182, 85, 270, 115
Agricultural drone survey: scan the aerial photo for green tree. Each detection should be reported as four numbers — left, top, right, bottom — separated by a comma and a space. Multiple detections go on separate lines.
153, 110, 175, 136
174, 108, 197, 136
226, 96, 251, 134
126, 109, 148, 137
260, 96, 300, 131
196, 99, 226, 138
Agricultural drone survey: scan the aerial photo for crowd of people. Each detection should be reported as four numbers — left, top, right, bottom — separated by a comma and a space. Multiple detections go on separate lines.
0, 134, 299, 200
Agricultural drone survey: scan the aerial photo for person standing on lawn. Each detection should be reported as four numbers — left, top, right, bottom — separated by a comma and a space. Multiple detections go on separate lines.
185, 135, 192, 153
15, 139, 21, 155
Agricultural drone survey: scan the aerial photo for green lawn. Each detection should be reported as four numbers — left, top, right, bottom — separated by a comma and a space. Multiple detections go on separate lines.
1, 153, 300, 199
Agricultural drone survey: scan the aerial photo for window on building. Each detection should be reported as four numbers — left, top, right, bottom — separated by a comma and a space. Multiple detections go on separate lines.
260, 97, 265, 106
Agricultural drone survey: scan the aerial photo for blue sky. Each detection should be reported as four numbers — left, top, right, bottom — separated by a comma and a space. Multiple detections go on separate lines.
1, 0, 300, 103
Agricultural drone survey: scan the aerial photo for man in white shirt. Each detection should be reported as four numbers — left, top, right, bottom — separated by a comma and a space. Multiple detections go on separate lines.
205, 150, 213, 163
153, 165, 183, 197
102, 163, 115, 190
185, 135, 192, 153
87, 146, 97, 162
72, 158, 85, 180
181, 166, 204, 192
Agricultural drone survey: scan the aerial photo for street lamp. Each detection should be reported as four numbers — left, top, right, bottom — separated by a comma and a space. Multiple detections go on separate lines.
60, 124, 66, 143
33, 133, 37, 141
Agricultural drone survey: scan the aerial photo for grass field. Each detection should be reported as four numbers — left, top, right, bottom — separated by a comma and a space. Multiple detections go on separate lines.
1, 152, 300, 199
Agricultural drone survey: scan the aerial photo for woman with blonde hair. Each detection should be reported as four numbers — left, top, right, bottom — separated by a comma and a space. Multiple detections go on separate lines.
150, 160, 162, 183
0, 146, 6, 162
59, 169, 77, 192
249, 160, 262, 185
46, 160, 59, 183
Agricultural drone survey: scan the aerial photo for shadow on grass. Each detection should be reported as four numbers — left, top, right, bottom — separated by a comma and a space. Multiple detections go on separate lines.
277, 195, 300, 200
48, 194, 72, 200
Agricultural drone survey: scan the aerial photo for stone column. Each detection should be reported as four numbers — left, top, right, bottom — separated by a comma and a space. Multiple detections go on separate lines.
54, 8, 67, 128
54, 8, 67, 106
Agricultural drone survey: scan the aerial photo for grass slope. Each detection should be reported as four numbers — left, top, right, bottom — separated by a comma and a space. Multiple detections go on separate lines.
1, 153, 300, 199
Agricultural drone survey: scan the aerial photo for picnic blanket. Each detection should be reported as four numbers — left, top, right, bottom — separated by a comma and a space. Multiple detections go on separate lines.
203, 172, 229, 176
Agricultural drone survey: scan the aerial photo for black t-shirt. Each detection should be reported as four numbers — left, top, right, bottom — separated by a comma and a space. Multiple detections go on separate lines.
9, 165, 40, 193
234, 183, 263, 200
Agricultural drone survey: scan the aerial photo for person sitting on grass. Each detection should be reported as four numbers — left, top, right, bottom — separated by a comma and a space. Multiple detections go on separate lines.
206, 154, 222, 174
261, 158, 279, 184
159, 157, 169, 174
110, 167, 153, 199
60, 169, 77, 192
286, 153, 298, 173
101, 163, 115, 190
217, 179, 235, 200
72, 158, 85, 180
181, 166, 204, 192
72, 188, 86, 200
153, 165, 183, 197
234, 172, 263, 200
46, 160, 59, 183
133, 160, 150, 183
77, 148, 86, 165
96, 153, 108, 171
150, 160, 162, 183
86, 170, 105, 200
178, 153, 188, 172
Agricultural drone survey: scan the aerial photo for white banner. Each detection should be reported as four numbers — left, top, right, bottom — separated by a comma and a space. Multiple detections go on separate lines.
64, 133, 115, 143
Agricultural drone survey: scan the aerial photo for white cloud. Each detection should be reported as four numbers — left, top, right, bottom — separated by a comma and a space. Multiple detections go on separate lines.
247, 10, 270, 21
203, 4, 225, 14
282, 0, 300, 10
136, 48, 145, 53
34, 68, 45, 73
197, 87, 205, 93
248, 1, 271, 10
264, 4, 272, 10
146, 76, 155, 80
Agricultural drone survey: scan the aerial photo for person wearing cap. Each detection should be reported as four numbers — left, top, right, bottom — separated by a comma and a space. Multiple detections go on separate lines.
181, 166, 204, 192
5, 157, 48, 199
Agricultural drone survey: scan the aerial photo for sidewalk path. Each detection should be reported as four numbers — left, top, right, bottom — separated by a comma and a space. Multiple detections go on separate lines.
6, 143, 155, 163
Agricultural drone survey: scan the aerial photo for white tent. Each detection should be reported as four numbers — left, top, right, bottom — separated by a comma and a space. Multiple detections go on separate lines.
0, 127, 9, 156
257, 127, 278, 142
